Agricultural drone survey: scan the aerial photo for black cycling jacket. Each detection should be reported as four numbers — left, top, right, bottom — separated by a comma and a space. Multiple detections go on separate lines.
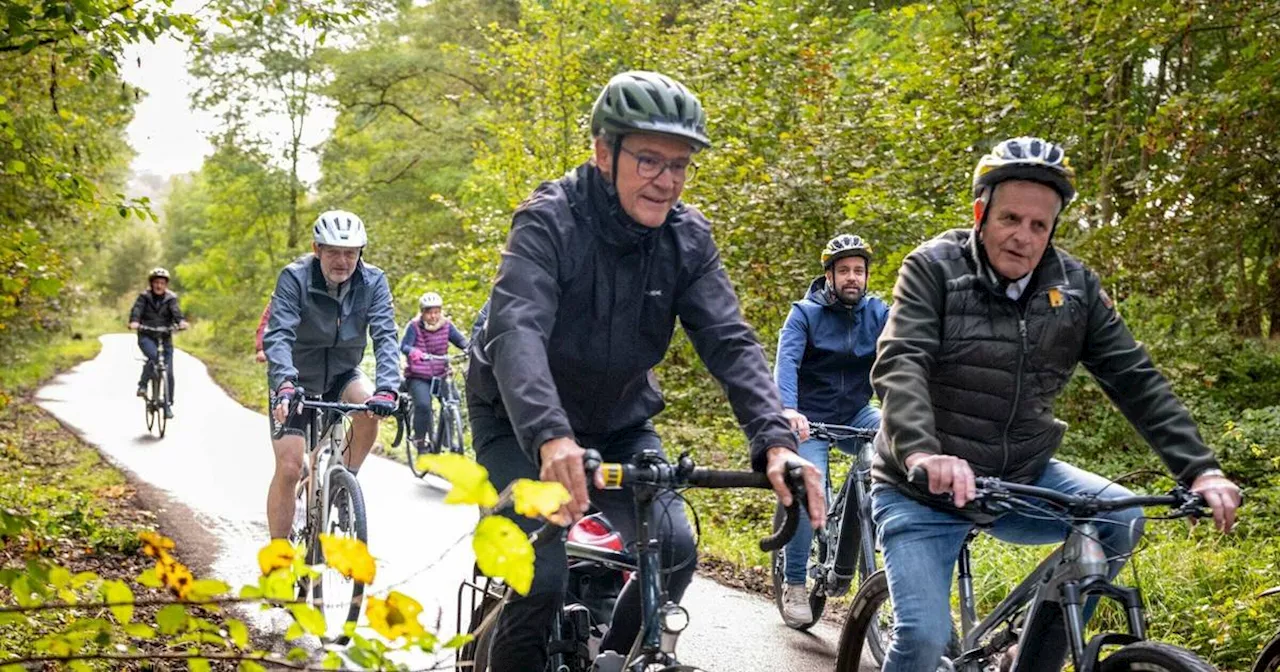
467, 162, 795, 471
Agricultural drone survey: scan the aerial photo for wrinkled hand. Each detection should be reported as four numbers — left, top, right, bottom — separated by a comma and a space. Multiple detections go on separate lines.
128, 322, 140, 330
1190, 472, 1242, 533
254, 349, 267, 364
906, 453, 976, 508
366, 391, 397, 417
540, 437, 590, 524
177, 320, 190, 330
765, 447, 826, 530
782, 408, 810, 442
272, 383, 296, 426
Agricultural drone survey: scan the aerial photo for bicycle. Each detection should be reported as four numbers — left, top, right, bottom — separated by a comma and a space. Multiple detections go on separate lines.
271, 389, 410, 644
405, 353, 468, 478
835, 470, 1221, 672
136, 323, 180, 438
770, 425, 888, 651
457, 448, 807, 672
1253, 586, 1280, 672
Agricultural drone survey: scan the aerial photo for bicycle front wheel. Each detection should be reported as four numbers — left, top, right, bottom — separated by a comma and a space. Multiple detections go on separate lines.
1098, 641, 1217, 671
153, 375, 167, 438
446, 403, 465, 454
1255, 631, 1280, 672
314, 468, 368, 644
835, 569, 894, 672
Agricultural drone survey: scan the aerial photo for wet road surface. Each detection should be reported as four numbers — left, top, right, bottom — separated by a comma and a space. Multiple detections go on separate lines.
36, 335, 867, 671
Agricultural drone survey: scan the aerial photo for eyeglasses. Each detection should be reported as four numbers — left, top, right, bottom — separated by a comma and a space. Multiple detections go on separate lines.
618, 145, 697, 183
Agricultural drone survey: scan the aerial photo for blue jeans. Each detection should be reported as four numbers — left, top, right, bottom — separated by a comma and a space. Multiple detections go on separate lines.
873, 459, 1145, 672
782, 404, 881, 584
137, 335, 174, 405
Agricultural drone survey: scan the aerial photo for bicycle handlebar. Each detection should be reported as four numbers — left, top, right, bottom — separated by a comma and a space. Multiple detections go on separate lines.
809, 422, 877, 442
579, 449, 806, 553
905, 466, 1212, 519
269, 388, 411, 446
135, 324, 183, 334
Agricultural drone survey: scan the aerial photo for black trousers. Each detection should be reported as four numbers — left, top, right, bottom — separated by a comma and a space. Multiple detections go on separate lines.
469, 406, 696, 671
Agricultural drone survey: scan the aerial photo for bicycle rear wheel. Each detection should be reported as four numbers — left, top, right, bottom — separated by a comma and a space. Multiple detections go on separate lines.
446, 403, 465, 454
1255, 631, 1280, 672
313, 467, 368, 644
405, 400, 431, 478
1098, 641, 1217, 671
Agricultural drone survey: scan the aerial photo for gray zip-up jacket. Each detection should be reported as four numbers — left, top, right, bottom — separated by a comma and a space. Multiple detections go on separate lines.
264, 254, 401, 395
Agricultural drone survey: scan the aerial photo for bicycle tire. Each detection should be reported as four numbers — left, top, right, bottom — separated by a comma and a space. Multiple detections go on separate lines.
835, 568, 890, 672
153, 374, 166, 437
1254, 632, 1280, 672
447, 404, 465, 454
314, 467, 368, 645
144, 383, 156, 432
406, 416, 430, 479
771, 503, 825, 630
1098, 641, 1217, 672
460, 595, 503, 672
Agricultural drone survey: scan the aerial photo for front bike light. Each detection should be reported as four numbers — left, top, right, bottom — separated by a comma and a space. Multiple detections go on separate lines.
660, 604, 690, 634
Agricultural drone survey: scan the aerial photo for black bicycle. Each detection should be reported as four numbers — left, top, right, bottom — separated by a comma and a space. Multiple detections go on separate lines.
458, 449, 807, 671
271, 390, 409, 644
136, 323, 180, 438
406, 353, 468, 477
836, 471, 1220, 672
1254, 586, 1280, 672
771, 425, 883, 646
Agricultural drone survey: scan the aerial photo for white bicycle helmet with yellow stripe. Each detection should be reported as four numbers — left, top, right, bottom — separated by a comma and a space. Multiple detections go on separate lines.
972, 137, 1076, 207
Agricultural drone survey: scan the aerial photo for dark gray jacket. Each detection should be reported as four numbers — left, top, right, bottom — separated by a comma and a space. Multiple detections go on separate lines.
872, 228, 1220, 492
130, 290, 184, 328
468, 162, 796, 471
264, 254, 401, 395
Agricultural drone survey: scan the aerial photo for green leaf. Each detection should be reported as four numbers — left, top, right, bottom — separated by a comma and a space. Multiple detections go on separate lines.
287, 646, 309, 662
189, 578, 230, 600
71, 571, 98, 588
238, 584, 262, 599
443, 632, 474, 649
322, 651, 343, 669
103, 579, 134, 624
238, 662, 266, 672
227, 619, 248, 648
189, 657, 211, 672
285, 622, 304, 641
68, 662, 91, 672
48, 566, 71, 589
157, 603, 188, 634
124, 622, 156, 639
288, 603, 326, 636
136, 567, 162, 588
8, 160, 25, 174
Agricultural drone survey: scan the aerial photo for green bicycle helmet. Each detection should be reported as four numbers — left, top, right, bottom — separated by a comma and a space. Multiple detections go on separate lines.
822, 234, 873, 270
590, 71, 711, 150
972, 136, 1076, 207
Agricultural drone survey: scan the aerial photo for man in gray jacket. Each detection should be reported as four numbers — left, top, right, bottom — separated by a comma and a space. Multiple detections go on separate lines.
871, 137, 1242, 671
263, 210, 401, 540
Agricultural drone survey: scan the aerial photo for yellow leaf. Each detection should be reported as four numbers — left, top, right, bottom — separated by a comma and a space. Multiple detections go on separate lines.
472, 516, 534, 595
139, 531, 175, 558
256, 539, 296, 575
364, 591, 425, 641
511, 479, 571, 520
413, 454, 499, 508
318, 535, 376, 584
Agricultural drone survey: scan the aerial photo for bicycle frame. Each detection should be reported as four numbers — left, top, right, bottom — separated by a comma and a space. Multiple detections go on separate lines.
953, 520, 1147, 672
811, 426, 878, 598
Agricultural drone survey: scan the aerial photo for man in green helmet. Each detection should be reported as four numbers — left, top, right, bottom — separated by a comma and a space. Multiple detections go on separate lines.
467, 71, 825, 669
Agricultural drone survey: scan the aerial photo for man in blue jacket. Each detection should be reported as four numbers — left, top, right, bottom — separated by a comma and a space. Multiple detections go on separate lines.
773, 232, 889, 626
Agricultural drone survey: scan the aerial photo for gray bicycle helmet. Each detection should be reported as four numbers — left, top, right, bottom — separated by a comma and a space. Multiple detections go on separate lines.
590, 71, 711, 150
972, 136, 1076, 207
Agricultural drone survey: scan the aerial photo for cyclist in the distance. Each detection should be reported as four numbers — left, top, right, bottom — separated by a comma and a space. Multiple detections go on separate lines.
262, 210, 402, 541
400, 291, 469, 454
772, 232, 888, 626
128, 267, 189, 418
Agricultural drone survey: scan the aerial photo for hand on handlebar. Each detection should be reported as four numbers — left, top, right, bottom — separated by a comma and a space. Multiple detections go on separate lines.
365, 390, 397, 417
540, 437, 592, 524
906, 453, 976, 508
765, 446, 825, 530
272, 383, 297, 425
1190, 471, 1243, 533
782, 409, 810, 442
128, 321, 140, 330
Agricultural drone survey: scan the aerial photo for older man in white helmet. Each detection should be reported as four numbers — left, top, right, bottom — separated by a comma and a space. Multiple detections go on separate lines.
262, 210, 402, 540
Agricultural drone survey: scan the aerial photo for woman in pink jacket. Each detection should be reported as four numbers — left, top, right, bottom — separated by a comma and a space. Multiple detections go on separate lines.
400, 292, 469, 452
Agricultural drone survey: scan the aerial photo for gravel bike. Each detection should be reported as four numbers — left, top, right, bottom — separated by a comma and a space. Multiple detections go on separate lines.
271, 389, 409, 644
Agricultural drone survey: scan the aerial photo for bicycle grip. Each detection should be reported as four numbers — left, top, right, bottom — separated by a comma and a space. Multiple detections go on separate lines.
760, 499, 801, 553
686, 469, 770, 489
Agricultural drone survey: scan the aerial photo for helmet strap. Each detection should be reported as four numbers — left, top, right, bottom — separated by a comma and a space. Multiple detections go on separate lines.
610, 134, 624, 189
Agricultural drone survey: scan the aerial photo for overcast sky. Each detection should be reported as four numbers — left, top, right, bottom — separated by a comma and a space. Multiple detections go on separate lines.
120, 5, 335, 189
